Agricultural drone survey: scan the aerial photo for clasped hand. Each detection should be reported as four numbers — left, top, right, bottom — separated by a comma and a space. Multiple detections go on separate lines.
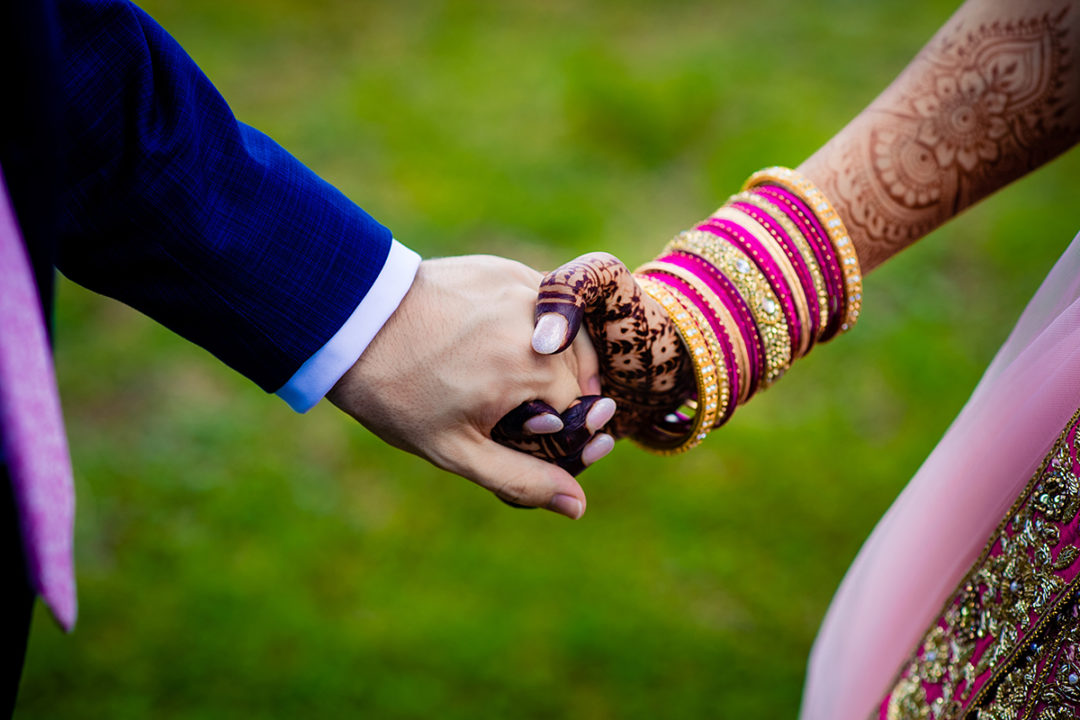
329, 252, 687, 519
328, 255, 644, 519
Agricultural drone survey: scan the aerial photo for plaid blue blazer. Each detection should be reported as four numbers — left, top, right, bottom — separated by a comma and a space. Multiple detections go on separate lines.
0, 0, 393, 392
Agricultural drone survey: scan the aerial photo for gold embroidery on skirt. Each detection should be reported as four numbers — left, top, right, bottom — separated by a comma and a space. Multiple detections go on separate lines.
882, 407, 1080, 719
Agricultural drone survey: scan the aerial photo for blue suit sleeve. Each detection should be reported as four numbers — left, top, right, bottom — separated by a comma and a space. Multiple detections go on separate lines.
53, 0, 394, 392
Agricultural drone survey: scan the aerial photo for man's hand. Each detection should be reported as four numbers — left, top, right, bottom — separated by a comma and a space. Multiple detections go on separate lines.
328, 255, 609, 519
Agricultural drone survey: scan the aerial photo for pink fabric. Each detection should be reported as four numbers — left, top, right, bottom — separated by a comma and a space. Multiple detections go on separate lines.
0, 168, 77, 631
875, 415, 1080, 714
800, 231, 1080, 720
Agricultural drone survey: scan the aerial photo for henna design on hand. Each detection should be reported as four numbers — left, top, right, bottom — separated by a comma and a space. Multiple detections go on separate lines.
534, 253, 694, 439
803, 4, 1079, 271
498, 2, 1080, 469
491, 397, 602, 479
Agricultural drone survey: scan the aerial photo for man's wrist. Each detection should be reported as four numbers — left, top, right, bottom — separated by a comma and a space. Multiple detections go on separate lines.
276, 239, 421, 412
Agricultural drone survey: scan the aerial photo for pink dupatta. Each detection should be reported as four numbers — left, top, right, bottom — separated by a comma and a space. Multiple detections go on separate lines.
800, 232, 1080, 719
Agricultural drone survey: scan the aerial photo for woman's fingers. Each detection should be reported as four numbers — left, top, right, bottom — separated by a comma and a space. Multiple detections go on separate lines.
585, 397, 616, 433
491, 396, 614, 478
532, 313, 570, 354
523, 412, 563, 434
529, 251, 697, 442
582, 433, 615, 466
572, 323, 602, 396
532, 252, 638, 355
492, 399, 562, 442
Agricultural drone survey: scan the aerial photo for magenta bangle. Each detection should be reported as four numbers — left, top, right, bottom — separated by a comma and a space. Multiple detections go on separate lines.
751, 185, 844, 336
657, 251, 763, 401
751, 185, 845, 341
697, 218, 803, 357
640, 271, 740, 427
729, 200, 821, 343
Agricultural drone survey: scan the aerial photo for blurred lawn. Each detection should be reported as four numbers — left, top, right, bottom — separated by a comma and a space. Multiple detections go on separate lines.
16, 0, 1080, 717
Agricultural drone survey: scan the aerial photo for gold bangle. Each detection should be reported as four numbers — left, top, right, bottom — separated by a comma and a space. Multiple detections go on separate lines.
729, 191, 830, 345
634, 276, 729, 454
709, 206, 812, 360
636, 260, 750, 408
743, 166, 863, 334
667, 229, 792, 388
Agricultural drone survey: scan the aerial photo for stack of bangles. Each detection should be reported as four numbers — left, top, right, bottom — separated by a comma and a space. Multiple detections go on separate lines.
634, 166, 862, 455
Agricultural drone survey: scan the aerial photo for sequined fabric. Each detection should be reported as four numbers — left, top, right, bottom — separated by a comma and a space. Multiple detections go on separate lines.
879, 408, 1080, 719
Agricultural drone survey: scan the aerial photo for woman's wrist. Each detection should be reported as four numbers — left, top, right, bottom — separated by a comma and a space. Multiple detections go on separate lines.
633, 166, 861, 454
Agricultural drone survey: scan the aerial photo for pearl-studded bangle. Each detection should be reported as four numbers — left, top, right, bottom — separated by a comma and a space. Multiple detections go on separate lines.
667, 229, 792, 388
637, 261, 746, 416
625, 165, 864, 455
709, 206, 811, 359
634, 276, 729, 455
728, 191, 829, 350
743, 166, 863, 335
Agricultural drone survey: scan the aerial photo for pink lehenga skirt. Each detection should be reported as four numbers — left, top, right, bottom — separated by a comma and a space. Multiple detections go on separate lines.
800, 232, 1080, 720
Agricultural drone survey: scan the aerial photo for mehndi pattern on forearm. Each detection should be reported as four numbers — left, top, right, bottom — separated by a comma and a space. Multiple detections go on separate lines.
807, 5, 1077, 271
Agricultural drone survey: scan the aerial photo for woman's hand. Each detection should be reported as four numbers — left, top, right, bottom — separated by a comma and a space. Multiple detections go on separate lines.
491, 396, 617, 479
528, 252, 694, 441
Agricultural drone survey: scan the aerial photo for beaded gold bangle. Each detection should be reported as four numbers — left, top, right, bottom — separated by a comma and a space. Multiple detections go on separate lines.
637, 260, 750, 408
743, 166, 863, 334
667, 229, 792, 387
634, 276, 729, 454
646, 275, 730, 433
709, 206, 812, 359
729, 191, 830, 342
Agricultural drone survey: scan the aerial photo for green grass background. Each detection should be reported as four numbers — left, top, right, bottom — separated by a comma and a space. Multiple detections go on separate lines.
17, 0, 1080, 717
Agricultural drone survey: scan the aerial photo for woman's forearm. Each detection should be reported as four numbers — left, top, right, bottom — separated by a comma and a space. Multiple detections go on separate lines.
799, 0, 1080, 273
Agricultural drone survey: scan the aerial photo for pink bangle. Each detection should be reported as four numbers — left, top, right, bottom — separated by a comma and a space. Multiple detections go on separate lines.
744, 167, 863, 335
666, 229, 791, 387
657, 251, 763, 403
729, 200, 821, 347
751, 185, 845, 342
639, 270, 740, 427
697, 217, 803, 358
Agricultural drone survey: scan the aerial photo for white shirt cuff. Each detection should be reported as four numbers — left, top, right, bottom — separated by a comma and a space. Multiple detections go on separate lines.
276, 239, 421, 413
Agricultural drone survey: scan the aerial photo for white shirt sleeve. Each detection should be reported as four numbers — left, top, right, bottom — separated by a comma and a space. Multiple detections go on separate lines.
275, 238, 421, 413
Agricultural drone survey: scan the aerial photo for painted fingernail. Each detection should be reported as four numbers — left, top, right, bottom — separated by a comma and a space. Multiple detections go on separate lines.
585, 398, 617, 433
532, 313, 568, 354
582, 433, 615, 466
524, 413, 564, 434
547, 493, 584, 520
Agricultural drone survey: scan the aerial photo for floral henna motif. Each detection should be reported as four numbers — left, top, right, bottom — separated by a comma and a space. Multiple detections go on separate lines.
805, 5, 1078, 271
535, 253, 693, 439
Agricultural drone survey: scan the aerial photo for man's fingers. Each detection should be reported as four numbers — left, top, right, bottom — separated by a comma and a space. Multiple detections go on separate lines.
532, 252, 636, 355
572, 326, 602, 395
464, 441, 588, 519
